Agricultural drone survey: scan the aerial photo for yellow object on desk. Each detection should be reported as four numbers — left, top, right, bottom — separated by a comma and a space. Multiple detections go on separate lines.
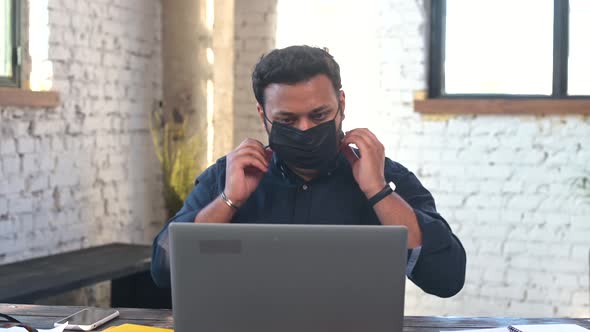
102, 324, 173, 332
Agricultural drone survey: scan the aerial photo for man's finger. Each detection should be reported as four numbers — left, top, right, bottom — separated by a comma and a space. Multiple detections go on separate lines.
238, 145, 268, 158
346, 128, 382, 149
235, 149, 269, 168
244, 165, 266, 178
239, 138, 265, 150
355, 128, 382, 148
342, 145, 359, 166
343, 133, 372, 155
235, 156, 268, 173
264, 146, 273, 161
241, 141, 267, 155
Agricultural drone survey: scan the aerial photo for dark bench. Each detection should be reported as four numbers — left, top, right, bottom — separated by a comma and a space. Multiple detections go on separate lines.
0, 243, 171, 308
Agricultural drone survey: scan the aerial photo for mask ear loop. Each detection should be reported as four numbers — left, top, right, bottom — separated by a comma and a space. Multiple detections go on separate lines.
261, 107, 273, 135
260, 108, 273, 151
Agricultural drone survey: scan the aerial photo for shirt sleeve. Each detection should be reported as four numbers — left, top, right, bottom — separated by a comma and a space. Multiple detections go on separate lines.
385, 158, 466, 298
150, 163, 220, 288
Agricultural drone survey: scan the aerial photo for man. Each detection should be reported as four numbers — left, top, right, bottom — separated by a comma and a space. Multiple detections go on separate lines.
151, 45, 466, 297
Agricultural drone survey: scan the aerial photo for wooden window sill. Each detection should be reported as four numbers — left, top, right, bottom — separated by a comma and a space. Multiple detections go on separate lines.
0, 87, 60, 108
414, 98, 590, 115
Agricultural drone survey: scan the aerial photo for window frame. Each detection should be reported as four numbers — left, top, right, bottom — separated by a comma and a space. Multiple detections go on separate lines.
0, 0, 21, 88
428, 0, 589, 99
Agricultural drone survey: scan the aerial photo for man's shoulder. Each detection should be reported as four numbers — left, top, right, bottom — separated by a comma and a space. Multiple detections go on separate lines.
194, 155, 228, 186
384, 157, 411, 182
214, 155, 228, 168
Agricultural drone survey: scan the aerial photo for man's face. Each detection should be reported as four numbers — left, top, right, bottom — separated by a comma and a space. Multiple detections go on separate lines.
257, 74, 345, 133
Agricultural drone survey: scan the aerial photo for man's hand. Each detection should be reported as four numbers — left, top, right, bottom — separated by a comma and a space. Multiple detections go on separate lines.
341, 128, 387, 198
225, 138, 272, 206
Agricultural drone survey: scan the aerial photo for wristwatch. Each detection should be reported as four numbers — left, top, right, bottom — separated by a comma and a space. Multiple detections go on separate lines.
368, 181, 396, 207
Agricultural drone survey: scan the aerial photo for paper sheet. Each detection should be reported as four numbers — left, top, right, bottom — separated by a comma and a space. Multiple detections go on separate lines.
443, 325, 590, 332
1, 322, 67, 332
510, 324, 589, 332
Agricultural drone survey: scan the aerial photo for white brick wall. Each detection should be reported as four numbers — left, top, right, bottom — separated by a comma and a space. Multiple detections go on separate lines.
233, 0, 277, 147
374, 0, 590, 317
268, 0, 590, 318
0, 0, 165, 288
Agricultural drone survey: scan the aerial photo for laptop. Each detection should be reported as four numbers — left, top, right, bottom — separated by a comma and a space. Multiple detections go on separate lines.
169, 223, 407, 332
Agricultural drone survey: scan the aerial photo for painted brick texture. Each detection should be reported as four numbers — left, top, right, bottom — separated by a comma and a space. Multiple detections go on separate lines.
233, 0, 277, 147
0, 0, 165, 284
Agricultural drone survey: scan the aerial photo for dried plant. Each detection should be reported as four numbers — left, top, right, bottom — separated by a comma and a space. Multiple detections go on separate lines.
149, 107, 205, 218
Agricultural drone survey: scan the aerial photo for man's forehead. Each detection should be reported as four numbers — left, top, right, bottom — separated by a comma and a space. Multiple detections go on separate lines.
263, 75, 339, 113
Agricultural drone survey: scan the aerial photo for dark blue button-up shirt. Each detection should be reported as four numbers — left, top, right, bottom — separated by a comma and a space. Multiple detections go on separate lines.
151, 153, 466, 297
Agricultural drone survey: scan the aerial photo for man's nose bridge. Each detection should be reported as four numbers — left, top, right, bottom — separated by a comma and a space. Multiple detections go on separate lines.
297, 117, 313, 131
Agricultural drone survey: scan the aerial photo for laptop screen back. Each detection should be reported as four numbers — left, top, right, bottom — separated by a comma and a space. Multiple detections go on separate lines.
169, 223, 407, 332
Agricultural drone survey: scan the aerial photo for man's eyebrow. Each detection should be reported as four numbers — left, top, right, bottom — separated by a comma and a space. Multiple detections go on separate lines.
310, 105, 332, 113
275, 110, 296, 117
274, 105, 332, 116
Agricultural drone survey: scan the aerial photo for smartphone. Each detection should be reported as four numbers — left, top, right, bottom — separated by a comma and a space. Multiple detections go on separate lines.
54, 307, 119, 331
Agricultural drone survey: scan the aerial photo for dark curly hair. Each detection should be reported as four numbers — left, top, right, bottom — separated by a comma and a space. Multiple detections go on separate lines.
251, 45, 342, 108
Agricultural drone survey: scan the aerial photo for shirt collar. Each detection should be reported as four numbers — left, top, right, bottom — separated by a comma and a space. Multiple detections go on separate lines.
270, 152, 350, 184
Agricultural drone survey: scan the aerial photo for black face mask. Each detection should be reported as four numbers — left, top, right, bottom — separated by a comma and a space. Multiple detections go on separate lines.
265, 108, 343, 171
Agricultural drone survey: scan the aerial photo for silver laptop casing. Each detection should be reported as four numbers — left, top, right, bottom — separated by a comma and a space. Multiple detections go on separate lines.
170, 223, 407, 332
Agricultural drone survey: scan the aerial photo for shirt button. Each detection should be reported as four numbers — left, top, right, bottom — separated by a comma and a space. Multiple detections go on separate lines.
302, 184, 308, 190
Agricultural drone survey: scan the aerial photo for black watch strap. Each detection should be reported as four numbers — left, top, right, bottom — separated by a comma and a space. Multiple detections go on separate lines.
368, 183, 394, 207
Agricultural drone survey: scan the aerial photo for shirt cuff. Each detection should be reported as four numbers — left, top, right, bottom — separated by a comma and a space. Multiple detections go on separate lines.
406, 246, 422, 277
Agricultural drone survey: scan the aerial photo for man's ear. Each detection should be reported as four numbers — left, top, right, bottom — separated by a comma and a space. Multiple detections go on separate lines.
257, 103, 269, 132
339, 90, 346, 120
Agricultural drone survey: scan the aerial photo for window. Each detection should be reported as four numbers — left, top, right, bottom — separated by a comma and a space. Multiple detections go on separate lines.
0, 0, 20, 87
0, 0, 59, 108
568, 0, 590, 95
429, 0, 590, 98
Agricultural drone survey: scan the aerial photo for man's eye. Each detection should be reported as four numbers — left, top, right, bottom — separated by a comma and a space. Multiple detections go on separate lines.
311, 113, 327, 121
278, 118, 294, 124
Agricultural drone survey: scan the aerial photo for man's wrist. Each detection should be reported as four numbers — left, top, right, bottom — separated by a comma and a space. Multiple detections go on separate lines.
221, 191, 240, 210
363, 180, 388, 198
367, 182, 396, 207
